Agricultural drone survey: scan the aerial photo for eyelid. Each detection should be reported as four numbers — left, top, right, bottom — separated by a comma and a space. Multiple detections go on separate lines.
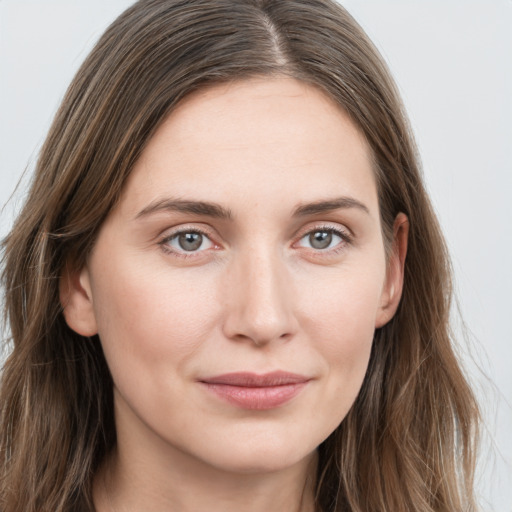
294, 222, 353, 242
158, 224, 222, 258
292, 222, 353, 253
156, 221, 353, 259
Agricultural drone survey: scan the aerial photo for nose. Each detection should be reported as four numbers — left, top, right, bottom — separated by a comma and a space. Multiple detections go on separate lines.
222, 247, 297, 347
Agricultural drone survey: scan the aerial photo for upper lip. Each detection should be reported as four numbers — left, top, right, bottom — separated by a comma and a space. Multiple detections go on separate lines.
200, 371, 310, 387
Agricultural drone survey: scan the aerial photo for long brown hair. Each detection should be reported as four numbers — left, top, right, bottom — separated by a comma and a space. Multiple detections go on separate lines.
1, 1, 479, 510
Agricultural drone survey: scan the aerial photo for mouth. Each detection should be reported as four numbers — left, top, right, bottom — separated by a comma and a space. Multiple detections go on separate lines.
199, 371, 311, 410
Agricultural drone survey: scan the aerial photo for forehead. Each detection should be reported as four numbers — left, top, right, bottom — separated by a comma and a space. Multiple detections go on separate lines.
118, 77, 378, 219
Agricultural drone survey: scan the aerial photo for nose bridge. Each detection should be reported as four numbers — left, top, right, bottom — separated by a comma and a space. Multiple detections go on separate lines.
223, 242, 295, 345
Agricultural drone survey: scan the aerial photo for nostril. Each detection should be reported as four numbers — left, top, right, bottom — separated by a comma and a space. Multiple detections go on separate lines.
221, 259, 296, 346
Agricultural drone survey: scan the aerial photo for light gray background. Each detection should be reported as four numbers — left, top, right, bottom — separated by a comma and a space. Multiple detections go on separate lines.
1, 1, 511, 510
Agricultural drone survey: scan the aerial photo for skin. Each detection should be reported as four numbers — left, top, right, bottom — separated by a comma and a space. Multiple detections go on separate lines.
62, 77, 408, 512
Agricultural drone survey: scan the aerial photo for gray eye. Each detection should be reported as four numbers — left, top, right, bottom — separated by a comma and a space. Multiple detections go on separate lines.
163, 230, 214, 255
297, 229, 344, 251
177, 232, 204, 251
308, 231, 333, 249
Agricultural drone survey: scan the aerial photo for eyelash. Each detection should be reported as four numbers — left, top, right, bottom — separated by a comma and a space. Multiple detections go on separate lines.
158, 227, 218, 259
295, 224, 353, 255
158, 224, 353, 259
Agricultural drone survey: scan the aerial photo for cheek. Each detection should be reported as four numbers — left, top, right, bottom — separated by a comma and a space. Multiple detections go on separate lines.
298, 258, 385, 340
89, 252, 221, 378
296, 262, 385, 410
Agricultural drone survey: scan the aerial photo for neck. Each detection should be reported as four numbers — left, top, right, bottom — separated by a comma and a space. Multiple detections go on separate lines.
94, 448, 318, 512
93, 401, 318, 512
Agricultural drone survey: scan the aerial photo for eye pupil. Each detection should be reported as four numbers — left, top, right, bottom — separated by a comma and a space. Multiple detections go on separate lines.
178, 232, 203, 251
309, 231, 332, 249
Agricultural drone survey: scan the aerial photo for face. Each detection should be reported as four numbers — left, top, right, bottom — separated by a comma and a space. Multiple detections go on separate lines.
62, 77, 406, 475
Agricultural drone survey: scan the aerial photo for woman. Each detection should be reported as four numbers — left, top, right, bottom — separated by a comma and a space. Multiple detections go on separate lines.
0, 1, 480, 511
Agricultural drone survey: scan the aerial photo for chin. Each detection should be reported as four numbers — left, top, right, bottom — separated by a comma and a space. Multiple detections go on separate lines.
192, 433, 319, 475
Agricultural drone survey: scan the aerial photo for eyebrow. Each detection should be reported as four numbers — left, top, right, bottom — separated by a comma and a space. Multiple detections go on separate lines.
135, 198, 233, 220
135, 195, 369, 221
292, 196, 370, 217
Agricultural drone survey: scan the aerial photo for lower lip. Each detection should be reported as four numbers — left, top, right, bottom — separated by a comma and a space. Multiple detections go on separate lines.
201, 382, 308, 410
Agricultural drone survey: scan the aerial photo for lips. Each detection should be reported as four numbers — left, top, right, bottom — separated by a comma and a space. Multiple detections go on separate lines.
199, 371, 311, 410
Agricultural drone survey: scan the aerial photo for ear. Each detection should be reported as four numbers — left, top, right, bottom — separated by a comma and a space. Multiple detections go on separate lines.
375, 213, 409, 328
59, 264, 98, 336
